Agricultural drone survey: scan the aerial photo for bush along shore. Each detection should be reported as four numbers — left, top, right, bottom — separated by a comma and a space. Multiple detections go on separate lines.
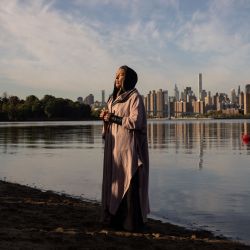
0, 180, 249, 250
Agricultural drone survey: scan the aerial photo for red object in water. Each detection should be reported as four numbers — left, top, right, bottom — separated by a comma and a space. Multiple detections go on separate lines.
242, 134, 250, 144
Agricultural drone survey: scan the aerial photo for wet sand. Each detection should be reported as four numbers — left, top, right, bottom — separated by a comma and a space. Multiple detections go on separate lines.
0, 180, 249, 250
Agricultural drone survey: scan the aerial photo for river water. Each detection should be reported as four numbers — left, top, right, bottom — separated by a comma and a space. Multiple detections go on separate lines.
0, 120, 250, 243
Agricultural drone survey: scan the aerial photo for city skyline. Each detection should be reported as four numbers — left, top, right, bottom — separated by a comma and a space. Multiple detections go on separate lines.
89, 79, 244, 104
1, 0, 250, 100
0, 75, 247, 105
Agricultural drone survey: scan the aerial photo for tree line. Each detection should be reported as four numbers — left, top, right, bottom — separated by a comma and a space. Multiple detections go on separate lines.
0, 93, 92, 121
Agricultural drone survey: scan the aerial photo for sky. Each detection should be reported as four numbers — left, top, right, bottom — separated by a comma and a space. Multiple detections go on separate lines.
1, 0, 250, 101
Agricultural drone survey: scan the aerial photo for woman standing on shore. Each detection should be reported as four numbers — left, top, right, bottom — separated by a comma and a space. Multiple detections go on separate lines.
100, 65, 150, 231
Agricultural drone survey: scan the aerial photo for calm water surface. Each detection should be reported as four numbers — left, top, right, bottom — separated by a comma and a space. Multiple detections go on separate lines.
0, 120, 250, 243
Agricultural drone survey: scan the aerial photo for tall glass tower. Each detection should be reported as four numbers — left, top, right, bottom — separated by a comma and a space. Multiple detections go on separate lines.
198, 73, 202, 101
101, 90, 105, 106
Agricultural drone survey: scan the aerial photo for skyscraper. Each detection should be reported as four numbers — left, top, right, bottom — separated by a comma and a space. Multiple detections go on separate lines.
150, 90, 157, 117
198, 73, 202, 101
238, 85, 241, 97
156, 89, 164, 118
101, 90, 105, 106
174, 84, 179, 101
147, 91, 151, 116
163, 90, 168, 117
204, 91, 212, 106
244, 84, 250, 115
193, 100, 205, 114
239, 91, 244, 109
84, 94, 94, 106
231, 88, 236, 104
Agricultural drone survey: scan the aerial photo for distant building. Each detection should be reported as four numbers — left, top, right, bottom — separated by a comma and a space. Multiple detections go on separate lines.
150, 90, 157, 117
92, 100, 102, 109
198, 73, 202, 100
174, 101, 183, 117
147, 91, 151, 116
156, 89, 165, 118
174, 84, 179, 101
84, 94, 94, 106
193, 100, 205, 114
205, 91, 215, 112
174, 101, 192, 117
239, 91, 244, 109
214, 93, 229, 111
201, 89, 207, 101
143, 89, 168, 118
163, 90, 168, 116
237, 85, 241, 97
183, 87, 194, 102
244, 84, 250, 115
204, 91, 212, 105
139, 80, 246, 117
231, 88, 237, 104
222, 108, 240, 115
168, 96, 175, 117
101, 90, 105, 106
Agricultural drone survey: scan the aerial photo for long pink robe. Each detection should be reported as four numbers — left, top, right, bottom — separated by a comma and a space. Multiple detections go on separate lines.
102, 88, 150, 222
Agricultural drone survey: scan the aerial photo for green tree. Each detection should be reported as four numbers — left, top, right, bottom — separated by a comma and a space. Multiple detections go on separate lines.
44, 98, 66, 118
9, 96, 20, 105
0, 93, 93, 121
41, 95, 56, 104
44, 99, 57, 118
78, 103, 91, 118
17, 103, 32, 120
0, 97, 8, 120
1, 92, 8, 103
26, 95, 39, 104
32, 100, 44, 118
7, 96, 21, 120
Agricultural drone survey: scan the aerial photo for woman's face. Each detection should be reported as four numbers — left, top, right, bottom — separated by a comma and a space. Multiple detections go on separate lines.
115, 68, 125, 89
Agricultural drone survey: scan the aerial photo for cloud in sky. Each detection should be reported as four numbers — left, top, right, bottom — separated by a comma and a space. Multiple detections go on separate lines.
0, 0, 250, 100
0, 0, 116, 98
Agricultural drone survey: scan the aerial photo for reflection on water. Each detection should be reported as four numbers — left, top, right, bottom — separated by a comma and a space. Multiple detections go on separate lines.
0, 121, 104, 201
147, 120, 250, 244
0, 123, 101, 153
147, 120, 250, 169
0, 120, 250, 243
148, 120, 250, 148
0, 125, 97, 144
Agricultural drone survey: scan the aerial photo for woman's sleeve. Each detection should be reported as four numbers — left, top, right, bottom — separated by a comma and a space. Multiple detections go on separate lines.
122, 95, 145, 130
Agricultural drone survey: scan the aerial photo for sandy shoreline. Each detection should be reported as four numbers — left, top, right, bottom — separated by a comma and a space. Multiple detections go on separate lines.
0, 180, 249, 250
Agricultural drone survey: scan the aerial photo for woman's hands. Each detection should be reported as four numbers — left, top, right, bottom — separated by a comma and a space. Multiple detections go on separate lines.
100, 108, 107, 119
100, 108, 111, 122
100, 108, 122, 125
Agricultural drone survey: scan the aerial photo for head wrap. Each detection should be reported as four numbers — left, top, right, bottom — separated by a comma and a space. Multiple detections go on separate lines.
112, 65, 138, 100
120, 65, 138, 91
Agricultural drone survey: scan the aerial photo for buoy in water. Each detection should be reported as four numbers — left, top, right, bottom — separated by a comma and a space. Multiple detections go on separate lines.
242, 134, 250, 144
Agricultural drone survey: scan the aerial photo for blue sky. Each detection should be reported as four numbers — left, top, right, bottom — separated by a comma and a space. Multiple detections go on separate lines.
1, 0, 250, 101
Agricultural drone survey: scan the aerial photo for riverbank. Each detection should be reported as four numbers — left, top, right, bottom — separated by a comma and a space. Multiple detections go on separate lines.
0, 180, 249, 249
